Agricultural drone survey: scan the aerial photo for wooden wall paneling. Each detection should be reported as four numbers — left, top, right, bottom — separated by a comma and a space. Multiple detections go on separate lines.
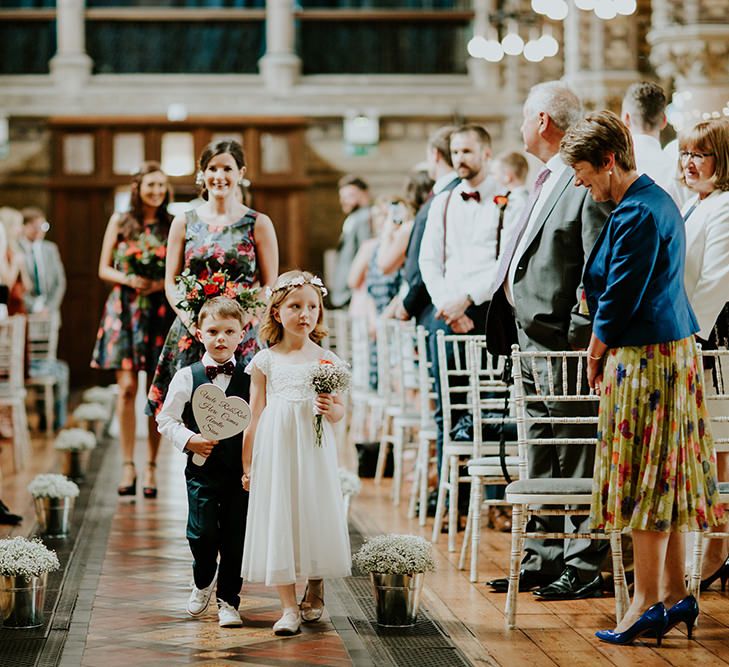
243, 127, 261, 182
53, 186, 115, 387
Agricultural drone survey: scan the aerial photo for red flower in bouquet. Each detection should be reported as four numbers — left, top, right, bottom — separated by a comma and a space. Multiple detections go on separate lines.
203, 283, 220, 296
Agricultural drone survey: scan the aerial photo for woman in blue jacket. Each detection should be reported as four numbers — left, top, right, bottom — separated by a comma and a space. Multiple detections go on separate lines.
560, 111, 724, 646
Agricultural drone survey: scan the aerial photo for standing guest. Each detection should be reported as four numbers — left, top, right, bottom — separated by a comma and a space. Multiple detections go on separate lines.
0, 207, 32, 317
18, 207, 66, 315
486, 82, 610, 600
156, 297, 250, 628
92, 162, 175, 498
419, 124, 500, 477
491, 151, 530, 257
328, 175, 372, 309
147, 139, 278, 416
394, 126, 459, 324
560, 109, 724, 645
680, 119, 729, 588
242, 271, 351, 636
19, 207, 70, 430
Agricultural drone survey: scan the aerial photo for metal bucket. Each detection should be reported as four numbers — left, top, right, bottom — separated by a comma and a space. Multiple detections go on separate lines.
34, 496, 75, 538
63, 450, 85, 482
0, 573, 47, 628
370, 572, 425, 627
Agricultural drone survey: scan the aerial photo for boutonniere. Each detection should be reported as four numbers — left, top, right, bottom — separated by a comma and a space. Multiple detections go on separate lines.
493, 194, 509, 209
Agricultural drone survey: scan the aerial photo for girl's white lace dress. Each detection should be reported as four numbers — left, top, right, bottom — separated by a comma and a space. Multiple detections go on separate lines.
242, 348, 351, 585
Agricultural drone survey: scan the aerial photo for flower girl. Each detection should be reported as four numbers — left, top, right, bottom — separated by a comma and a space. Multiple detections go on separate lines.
242, 270, 351, 636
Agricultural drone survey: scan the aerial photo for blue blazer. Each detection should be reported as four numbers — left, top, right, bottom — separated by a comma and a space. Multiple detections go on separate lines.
582, 174, 698, 347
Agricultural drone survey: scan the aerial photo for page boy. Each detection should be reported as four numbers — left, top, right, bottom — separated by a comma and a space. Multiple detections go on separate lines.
157, 296, 250, 628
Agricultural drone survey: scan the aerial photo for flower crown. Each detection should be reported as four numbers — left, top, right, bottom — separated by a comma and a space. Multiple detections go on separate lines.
265, 275, 328, 300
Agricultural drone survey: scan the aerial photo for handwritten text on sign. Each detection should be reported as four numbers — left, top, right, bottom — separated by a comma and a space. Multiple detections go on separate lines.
191, 383, 251, 465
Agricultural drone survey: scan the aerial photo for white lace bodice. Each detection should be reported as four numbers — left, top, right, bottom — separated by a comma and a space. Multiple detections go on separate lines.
245, 348, 339, 402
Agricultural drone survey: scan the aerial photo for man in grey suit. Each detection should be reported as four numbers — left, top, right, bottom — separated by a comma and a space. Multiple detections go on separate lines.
485, 82, 611, 600
20, 207, 66, 314
328, 175, 372, 309
20, 207, 69, 430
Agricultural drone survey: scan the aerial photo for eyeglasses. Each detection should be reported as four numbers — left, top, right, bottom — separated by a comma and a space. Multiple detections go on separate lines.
679, 150, 715, 165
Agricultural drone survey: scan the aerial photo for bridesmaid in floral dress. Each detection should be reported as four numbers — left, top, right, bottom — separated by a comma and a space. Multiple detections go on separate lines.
92, 162, 175, 498
147, 139, 278, 416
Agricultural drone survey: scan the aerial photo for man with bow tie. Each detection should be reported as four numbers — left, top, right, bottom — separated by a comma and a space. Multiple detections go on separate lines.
418, 124, 501, 480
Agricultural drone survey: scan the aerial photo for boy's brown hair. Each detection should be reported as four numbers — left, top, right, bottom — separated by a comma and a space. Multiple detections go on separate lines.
197, 296, 246, 328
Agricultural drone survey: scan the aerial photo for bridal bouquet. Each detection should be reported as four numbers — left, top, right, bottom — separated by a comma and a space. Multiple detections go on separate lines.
308, 359, 351, 446
176, 266, 263, 320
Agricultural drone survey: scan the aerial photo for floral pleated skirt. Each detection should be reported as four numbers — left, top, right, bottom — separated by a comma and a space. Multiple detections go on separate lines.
591, 336, 725, 532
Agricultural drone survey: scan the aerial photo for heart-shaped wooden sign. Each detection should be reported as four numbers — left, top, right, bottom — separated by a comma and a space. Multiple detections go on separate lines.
191, 383, 251, 466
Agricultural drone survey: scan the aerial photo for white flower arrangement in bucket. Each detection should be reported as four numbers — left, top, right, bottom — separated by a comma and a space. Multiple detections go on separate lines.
28, 474, 80, 538
54, 429, 96, 481
353, 534, 436, 627
81, 386, 115, 407
72, 402, 110, 439
338, 468, 362, 518
0, 537, 60, 628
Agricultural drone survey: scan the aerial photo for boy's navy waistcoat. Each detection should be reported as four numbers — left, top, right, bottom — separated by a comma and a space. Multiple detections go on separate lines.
182, 360, 250, 481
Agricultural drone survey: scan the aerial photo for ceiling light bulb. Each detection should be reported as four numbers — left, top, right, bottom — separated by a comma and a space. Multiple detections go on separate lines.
613, 0, 637, 14
594, 1, 617, 19
483, 40, 505, 62
502, 31, 525, 56
531, 0, 550, 15
467, 36, 489, 59
539, 33, 559, 57
524, 40, 545, 62
546, 0, 569, 20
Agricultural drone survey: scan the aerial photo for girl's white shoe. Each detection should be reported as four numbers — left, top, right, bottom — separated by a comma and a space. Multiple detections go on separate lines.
273, 608, 301, 636
300, 582, 325, 623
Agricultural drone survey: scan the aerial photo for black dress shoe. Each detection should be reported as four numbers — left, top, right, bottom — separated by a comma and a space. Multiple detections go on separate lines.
486, 569, 552, 593
0, 502, 22, 526
532, 566, 602, 601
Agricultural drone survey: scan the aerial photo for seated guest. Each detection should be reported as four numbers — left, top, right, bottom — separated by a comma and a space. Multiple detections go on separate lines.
680, 118, 729, 588
560, 110, 724, 645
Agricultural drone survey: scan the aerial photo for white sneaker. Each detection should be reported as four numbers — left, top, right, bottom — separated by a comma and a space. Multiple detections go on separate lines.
217, 599, 243, 628
273, 608, 301, 636
186, 578, 216, 617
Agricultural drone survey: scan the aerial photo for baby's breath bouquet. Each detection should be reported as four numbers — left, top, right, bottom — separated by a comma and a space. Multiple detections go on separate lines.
339, 469, 362, 497
28, 474, 80, 499
0, 537, 60, 579
73, 402, 109, 422
354, 534, 436, 575
308, 358, 351, 446
53, 428, 96, 452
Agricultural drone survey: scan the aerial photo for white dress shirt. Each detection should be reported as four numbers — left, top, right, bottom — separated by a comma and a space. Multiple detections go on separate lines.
505, 153, 568, 305
432, 170, 458, 196
418, 175, 501, 309
156, 351, 237, 452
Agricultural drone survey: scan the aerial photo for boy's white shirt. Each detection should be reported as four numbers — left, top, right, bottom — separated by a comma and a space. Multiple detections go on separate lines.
156, 351, 237, 453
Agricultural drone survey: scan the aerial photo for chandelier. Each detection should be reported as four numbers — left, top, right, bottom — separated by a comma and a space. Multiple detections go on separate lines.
532, 0, 637, 20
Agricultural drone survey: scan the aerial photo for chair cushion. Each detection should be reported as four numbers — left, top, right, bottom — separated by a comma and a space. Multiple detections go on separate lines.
506, 478, 593, 495
468, 456, 519, 467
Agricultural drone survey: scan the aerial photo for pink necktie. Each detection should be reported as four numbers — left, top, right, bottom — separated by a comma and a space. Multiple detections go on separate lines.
490, 167, 552, 293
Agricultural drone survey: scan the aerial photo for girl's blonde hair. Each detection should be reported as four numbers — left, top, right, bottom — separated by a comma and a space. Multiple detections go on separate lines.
258, 270, 328, 346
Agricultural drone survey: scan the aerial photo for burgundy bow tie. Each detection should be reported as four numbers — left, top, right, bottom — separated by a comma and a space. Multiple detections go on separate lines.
205, 361, 235, 381
460, 190, 481, 203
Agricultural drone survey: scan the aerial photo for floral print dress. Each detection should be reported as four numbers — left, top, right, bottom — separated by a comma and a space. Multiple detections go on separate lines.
591, 336, 724, 532
146, 208, 259, 415
91, 222, 174, 375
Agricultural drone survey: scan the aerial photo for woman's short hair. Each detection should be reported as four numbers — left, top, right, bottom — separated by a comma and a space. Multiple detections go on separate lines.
678, 120, 729, 191
560, 110, 636, 172
197, 296, 246, 328
258, 270, 328, 346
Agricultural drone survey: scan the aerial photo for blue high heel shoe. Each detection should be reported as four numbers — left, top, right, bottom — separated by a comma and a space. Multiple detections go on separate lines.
595, 602, 668, 646
664, 595, 699, 639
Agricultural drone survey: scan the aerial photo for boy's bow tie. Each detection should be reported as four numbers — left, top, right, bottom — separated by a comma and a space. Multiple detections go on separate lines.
205, 361, 235, 381
460, 191, 481, 202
